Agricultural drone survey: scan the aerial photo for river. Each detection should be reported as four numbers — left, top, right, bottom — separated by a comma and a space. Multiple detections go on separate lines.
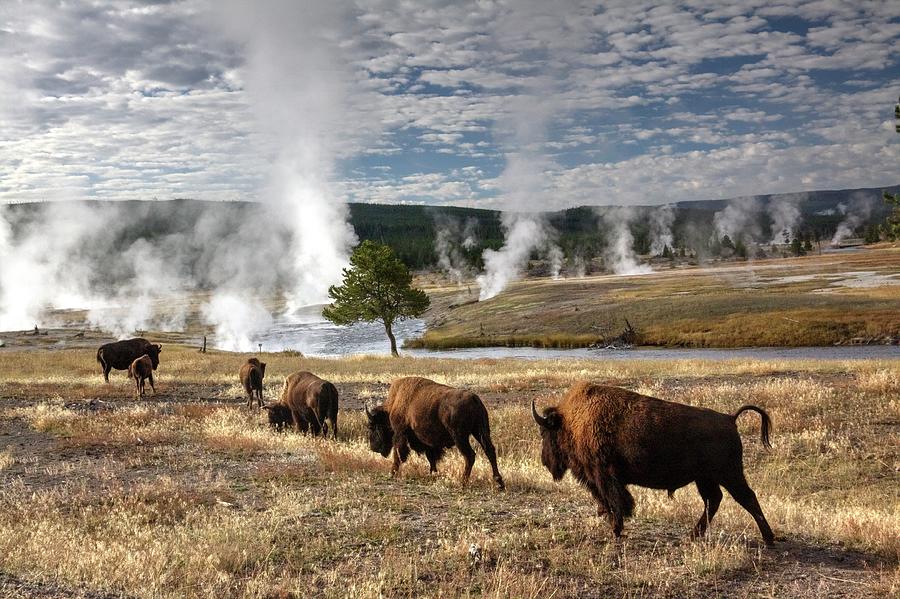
247, 313, 898, 361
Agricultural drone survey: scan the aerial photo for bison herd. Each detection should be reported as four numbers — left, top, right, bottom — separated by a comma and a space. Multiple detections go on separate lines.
95, 337, 777, 545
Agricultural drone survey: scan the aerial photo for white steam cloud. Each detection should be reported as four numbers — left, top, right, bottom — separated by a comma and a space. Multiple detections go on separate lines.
0, 4, 364, 351
476, 95, 563, 300
547, 244, 564, 280
0, 201, 296, 348
767, 194, 805, 244
601, 207, 652, 275
220, 1, 358, 311
475, 1, 579, 300
434, 214, 477, 285
478, 215, 550, 299
713, 197, 762, 243
831, 194, 875, 245
649, 204, 676, 255
202, 293, 273, 353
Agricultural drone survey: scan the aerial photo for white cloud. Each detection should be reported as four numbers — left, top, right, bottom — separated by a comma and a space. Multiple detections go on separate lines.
0, 0, 897, 210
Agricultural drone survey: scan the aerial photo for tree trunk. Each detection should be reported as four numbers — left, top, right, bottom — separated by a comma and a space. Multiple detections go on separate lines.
384, 321, 398, 357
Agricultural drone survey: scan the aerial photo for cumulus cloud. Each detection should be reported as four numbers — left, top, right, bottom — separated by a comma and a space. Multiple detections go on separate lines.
1, 1, 898, 210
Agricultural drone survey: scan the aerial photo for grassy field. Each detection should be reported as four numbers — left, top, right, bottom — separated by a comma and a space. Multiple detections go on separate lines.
410, 246, 900, 349
0, 346, 897, 597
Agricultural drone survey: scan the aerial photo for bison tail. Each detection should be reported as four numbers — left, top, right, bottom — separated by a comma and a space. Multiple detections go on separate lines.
734, 405, 773, 449
96, 348, 103, 364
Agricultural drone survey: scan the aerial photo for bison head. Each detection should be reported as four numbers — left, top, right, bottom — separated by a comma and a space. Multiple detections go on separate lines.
365, 403, 393, 457
148, 344, 162, 369
263, 404, 292, 430
532, 400, 568, 481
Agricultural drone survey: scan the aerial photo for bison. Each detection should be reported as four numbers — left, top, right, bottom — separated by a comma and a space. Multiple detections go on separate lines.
532, 382, 775, 544
97, 338, 161, 383
264, 371, 338, 439
366, 377, 505, 490
127, 354, 155, 398
239, 358, 266, 409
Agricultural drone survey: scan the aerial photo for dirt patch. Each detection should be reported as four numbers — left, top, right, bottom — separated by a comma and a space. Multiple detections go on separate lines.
0, 572, 132, 599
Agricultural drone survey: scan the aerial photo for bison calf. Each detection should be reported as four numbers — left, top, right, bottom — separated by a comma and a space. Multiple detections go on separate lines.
264, 371, 338, 439
366, 377, 504, 490
128, 354, 155, 399
239, 358, 266, 409
533, 382, 775, 544
97, 338, 161, 383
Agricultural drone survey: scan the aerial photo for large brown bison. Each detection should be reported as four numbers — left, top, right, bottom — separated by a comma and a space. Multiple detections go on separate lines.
366, 377, 505, 490
239, 358, 266, 409
97, 338, 161, 383
532, 382, 775, 544
264, 371, 339, 438
128, 354, 155, 398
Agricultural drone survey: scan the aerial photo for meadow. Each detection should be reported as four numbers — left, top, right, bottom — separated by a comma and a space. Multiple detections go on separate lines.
0, 346, 897, 597
410, 246, 900, 349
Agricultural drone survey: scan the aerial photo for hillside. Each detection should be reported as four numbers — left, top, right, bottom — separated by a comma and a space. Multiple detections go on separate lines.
2, 184, 896, 272
409, 246, 900, 349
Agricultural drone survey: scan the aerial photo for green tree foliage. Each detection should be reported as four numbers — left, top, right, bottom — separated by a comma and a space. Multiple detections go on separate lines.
734, 238, 748, 259
721, 235, 735, 250
863, 224, 881, 244
790, 235, 805, 256
322, 240, 430, 356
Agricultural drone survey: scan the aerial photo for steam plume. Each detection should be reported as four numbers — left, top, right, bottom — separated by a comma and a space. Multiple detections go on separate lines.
649, 204, 676, 255
434, 214, 477, 285
478, 215, 548, 300
767, 194, 804, 244
713, 197, 762, 243
831, 193, 874, 245
476, 95, 562, 300
601, 207, 652, 275
220, 1, 357, 310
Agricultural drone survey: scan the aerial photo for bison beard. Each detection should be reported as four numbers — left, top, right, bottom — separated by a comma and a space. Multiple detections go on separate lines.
533, 383, 775, 544
97, 338, 161, 383
366, 377, 504, 490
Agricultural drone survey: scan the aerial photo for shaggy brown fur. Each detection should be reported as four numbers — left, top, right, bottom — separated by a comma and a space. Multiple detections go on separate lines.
367, 377, 504, 490
264, 371, 338, 439
239, 358, 266, 409
127, 354, 155, 399
533, 382, 774, 544
97, 338, 161, 383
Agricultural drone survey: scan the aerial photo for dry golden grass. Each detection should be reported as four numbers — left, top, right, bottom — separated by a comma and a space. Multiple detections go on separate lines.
0, 348, 897, 597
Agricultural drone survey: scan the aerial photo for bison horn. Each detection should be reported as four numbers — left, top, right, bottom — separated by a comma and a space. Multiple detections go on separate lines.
532, 399, 550, 428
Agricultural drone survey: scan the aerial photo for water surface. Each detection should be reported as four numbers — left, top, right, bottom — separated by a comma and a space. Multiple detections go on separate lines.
248, 313, 898, 361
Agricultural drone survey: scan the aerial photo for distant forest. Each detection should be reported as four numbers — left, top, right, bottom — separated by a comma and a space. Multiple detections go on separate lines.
351, 185, 898, 269
4, 185, 896, 274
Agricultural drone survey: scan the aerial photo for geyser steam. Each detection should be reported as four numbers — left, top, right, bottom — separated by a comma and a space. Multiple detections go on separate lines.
221, 1, 357, 310
434, 214, 477, 285
767, 194, 804, 244
476, 99, 562, 300
601, 207, 652, 275
831, 193, 875, 245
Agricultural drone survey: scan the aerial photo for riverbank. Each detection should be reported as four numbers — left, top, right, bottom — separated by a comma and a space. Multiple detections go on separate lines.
410, 246, 900, 350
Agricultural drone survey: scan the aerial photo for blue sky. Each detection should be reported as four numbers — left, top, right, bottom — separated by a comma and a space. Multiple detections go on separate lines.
1, 0, 898, 209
